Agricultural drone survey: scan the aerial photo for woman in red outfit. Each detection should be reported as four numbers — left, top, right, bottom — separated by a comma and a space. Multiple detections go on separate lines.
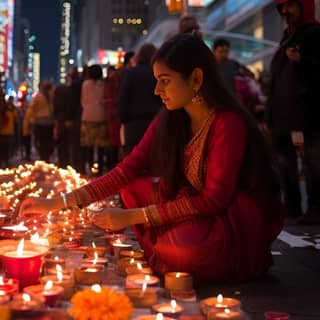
20, 34, 283, 282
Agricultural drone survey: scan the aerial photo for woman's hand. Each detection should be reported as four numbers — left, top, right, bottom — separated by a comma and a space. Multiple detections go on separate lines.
92, 208, 145, 231
19, 197, 60, 217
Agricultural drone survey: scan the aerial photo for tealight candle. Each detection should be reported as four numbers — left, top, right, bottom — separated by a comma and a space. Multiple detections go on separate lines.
200, 294, 241, 316
112, 241, 132, 258
208, 308, 244, 320
44, 256, 66, 270
117, 257, 148, 276
74, 265, 104, 285
165, 272, 193, 291
125, 262, 153, 275
0, 290, 10, 305
120, 249, 144, 260
85, 242, 106, 257
10, 293, 43, 318
0, 239, 48, 289
23, 281, 64, 308
41, 273, 74, 300
152, 300, 183, 319
125, 283, 157, 308
126, 274, 160, 289
136, 313, 176, 320
0, 276, 19, 296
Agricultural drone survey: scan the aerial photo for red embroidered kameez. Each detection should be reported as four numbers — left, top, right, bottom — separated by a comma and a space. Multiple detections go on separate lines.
83, 111, 284, 282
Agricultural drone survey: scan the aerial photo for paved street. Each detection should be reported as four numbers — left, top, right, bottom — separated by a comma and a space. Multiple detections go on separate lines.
197, 221, 320, 320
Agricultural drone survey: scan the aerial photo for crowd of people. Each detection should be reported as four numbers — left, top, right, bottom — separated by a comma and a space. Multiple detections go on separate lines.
7, 0, 320, 282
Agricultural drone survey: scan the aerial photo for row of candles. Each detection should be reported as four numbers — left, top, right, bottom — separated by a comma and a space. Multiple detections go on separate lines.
0, 236, 251, 320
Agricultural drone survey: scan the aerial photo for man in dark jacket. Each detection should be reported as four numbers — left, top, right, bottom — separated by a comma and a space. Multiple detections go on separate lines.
267, 0, 320, 223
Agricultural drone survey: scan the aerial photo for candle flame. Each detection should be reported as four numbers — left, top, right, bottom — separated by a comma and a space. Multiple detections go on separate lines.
130, 250, 134, 256
224, 309, 231, 314
54, 256, 59, 261
0, 290, 6, 296
92, 241, 96, 248
170, 299, 177, 310
115, 239, 122, 244
130, 258, 135, 265
156, 314, 164, 320
22, 293, 31, 303
0, 276, 3, 285
56, 264, 63, 282
142, 282, 147, 293
137, 262, 142, 270
145, 275, 150, 281
17, 238, 25, 256
93, 251, 98, 264
44, 280, 53, 291
91, 284, 102, 293
217, 294, 223, 303
176, 272, 181, 278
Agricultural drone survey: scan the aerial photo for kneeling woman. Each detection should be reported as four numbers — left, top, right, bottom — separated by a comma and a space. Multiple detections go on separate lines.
19, 34, 283, 283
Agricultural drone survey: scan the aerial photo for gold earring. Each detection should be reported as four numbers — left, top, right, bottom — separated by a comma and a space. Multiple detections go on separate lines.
191, 90, 203, 104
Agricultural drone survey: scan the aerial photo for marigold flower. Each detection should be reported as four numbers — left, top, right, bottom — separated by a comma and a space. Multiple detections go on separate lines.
69, 286, 133, 320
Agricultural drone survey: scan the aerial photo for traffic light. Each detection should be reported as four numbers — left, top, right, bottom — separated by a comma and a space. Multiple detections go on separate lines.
166, 0, 184, 14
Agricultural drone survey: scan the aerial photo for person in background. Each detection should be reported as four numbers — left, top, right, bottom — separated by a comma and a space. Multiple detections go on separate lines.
104, 66, 121, 169
118, 43, 162, 156
266, 0, 320, 223
178, 15, 202, 38
80, 64, 108, 174
20, 34, 283, 283
212, 38, 240, 92
25, 80, 54, 162
0, 96, 18, 168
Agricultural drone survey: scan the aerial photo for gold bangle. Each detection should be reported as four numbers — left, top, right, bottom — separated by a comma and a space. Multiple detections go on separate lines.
142, 207, 150, 226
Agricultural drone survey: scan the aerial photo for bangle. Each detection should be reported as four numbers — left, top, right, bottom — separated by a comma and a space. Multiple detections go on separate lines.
60, 192, 68, 209
73, 190, 83, 209
142, 207, 150, 226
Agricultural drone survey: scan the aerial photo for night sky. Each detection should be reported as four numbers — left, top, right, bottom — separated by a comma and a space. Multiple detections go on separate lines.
21, 1, 60, 83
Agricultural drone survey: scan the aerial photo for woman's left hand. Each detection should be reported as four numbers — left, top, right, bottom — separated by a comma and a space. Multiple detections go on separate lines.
92, 208, 132, 231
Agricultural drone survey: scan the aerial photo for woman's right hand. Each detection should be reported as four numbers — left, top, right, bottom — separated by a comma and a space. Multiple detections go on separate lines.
19, 197, 59, 217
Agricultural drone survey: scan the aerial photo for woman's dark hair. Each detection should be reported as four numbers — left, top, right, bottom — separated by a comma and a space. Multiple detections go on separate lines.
89, 64, 103, 80
135, 43, 157, 66
150, 34, 280, 215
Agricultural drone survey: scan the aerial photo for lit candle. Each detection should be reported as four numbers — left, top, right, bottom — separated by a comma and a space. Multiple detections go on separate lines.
74, 265, 104, 285
85, 242, 106, 257
0, 290, 10, 305
0, 239, 48, 289
125, 261, 153, 275
82, 251, 108, 267
125, 282, 157, 308
104, 233, 126, 254
208, 308, 244, 319
112, 239, 132, 258
23, 280, 64, 308
10, 293, 43, 317
152, 300, 183, 319
126, 274, 160, 289
200, 295, 241, 317
120, 249, 144, 260
164, 272, 193, 292
137, 313, 176, 320
0, 276, 19, 296
40, 265, 74, 300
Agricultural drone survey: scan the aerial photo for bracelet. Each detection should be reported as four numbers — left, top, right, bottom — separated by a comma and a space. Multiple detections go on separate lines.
60, 192, 68, 209
73, 190, 83, 209
142, 207, 150, 226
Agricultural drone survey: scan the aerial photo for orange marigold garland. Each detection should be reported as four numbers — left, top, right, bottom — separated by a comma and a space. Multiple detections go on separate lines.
69, 286, 133, 320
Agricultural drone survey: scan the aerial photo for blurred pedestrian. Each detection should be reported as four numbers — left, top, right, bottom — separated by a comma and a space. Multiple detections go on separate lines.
266, 0, 320, 222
